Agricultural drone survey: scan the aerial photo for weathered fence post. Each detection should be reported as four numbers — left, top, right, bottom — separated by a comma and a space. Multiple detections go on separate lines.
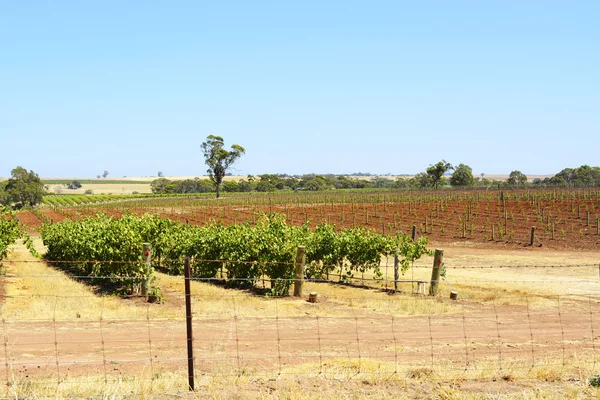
184, 257, 195, 391
141, 243, 151, 296
530, 227, 536, 246
293, 246, 306, 297
393, 249, 399, 292
412, 225, 417, 241
429, 249, 444, 296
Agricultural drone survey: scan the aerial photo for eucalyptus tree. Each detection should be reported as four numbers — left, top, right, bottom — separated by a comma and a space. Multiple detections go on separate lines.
201, 135, 245, 198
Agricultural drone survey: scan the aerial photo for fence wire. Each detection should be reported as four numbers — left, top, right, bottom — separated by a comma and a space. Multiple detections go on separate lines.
1, 257, 600, 397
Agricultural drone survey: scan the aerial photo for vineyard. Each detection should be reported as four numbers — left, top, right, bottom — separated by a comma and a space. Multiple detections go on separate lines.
0, 213, 38, 268
40, 213, 430, 296
2, 187, 600, 398
41, 192, 202, 206
18, 187, 600, 250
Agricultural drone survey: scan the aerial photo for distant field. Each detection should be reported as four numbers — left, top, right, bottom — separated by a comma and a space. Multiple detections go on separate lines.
41, 179, 151, 185
39, 176, 244, 194
45, 183, 153, 195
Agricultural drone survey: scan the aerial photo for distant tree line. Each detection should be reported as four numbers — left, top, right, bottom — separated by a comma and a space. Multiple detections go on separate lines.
150, 174, 406, 194
149, 171, 494, 194
532, 165, 600, 187
150, 164, 600, 195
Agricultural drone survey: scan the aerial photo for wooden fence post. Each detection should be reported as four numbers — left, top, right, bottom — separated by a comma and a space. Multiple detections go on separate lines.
429, 249, 444, 296
530, 227, 536, 246
293, 246, 306, 297
412, 225, 417, 241
142, 243, 151, 296
184, 257, 195, 391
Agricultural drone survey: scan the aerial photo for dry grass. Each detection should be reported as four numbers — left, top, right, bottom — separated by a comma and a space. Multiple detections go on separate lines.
1, 239, 180, 321
5, 354, 599, 399
156, 272, 454, 319
6, 371, 188, 399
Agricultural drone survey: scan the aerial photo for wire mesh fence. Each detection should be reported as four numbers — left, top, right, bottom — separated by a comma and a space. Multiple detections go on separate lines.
1, 257, 600, 397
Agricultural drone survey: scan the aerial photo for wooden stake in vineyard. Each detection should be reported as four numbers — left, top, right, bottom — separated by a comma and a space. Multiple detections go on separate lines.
142, 243, 152, 297
293, 246, 306, 297
587, 211, 590, 227
429, 249, 444, 296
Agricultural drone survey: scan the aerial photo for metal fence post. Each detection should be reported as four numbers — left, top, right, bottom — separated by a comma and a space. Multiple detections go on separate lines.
184, 257, 195, 391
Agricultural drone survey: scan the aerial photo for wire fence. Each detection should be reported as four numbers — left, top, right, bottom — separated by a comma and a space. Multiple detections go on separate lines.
1, 257, 600, 397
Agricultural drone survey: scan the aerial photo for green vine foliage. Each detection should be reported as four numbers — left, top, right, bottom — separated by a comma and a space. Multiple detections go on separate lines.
0, 212, 39, 269
41, 213, 160, 293
40, 212, 433, 296
395, 234, 433, 274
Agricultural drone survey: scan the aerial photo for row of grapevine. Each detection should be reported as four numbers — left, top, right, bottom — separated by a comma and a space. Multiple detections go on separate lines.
40, 214, 167, 292
156, 213, 430, 295
0, 213, 23, 267
42, 192, 212, 207
41, 213, 431, 296
0, 212, 38, 268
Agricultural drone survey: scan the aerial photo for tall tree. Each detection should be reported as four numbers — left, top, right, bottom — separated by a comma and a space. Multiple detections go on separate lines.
201, 135, 245, 198
507, 170, 528, 186
450, 164, 475, 187
4, 166, 45, 207
426, 160, 453, 189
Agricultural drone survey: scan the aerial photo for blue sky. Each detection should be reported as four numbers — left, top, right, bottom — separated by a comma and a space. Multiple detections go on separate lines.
1, 1, 598, 178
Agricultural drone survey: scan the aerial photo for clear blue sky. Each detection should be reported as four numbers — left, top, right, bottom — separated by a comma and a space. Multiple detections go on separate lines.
1, 1, 598, 178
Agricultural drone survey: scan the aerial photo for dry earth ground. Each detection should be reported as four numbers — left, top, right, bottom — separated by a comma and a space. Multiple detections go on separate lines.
0, 239, 599, 399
